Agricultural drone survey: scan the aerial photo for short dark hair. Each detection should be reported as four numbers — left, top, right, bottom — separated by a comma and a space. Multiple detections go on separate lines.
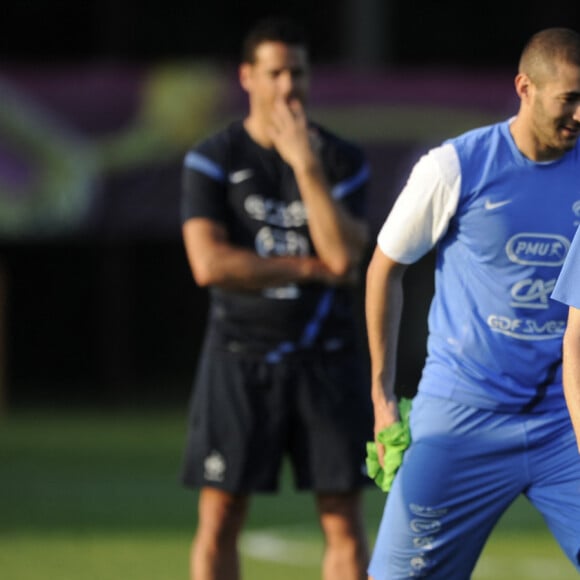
519, 27, 580, 83
241, 17, 308, 64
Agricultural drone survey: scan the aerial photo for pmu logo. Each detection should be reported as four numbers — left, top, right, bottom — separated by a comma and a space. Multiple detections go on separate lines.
506, 233, 569, 266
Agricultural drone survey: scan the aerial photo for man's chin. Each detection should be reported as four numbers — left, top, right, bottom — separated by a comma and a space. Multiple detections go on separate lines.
562, 136, 579, 151
554, 131, 579, 152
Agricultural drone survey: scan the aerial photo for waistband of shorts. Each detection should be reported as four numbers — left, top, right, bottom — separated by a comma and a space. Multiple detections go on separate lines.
208, 334, 354, 362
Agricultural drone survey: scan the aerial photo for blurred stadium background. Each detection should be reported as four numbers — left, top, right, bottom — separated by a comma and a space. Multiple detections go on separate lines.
3, 0, 560, 411
1, 2, 580, 578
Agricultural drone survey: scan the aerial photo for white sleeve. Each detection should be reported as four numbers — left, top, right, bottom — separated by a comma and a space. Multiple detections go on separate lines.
377, 142, 461, 264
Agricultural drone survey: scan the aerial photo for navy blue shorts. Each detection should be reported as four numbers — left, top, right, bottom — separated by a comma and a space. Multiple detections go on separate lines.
180, 339, 373, 494
369, 392, 580, 579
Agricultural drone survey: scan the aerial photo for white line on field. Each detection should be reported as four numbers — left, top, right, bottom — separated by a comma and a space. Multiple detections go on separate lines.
243, 529, 577, 578
241, 528, 321, 566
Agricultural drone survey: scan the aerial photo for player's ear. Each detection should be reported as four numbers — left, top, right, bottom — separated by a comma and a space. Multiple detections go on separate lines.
239, 63, 252, 93
515, 72, 532, 100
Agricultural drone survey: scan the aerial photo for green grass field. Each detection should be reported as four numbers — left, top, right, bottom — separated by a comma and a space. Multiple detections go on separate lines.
0, 409, 577, 579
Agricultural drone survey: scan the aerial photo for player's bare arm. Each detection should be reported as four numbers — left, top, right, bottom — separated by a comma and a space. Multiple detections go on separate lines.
562, 305, 580, 452
365, 246, 408, 466
182, 217, 349, 291
268, 98, 369, 277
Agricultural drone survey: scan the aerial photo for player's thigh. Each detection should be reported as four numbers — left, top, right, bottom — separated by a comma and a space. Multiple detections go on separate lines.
290, 351, 372, 492
369, 394, 524, 579
527, 410, 580, 570
181, 347, 287, 492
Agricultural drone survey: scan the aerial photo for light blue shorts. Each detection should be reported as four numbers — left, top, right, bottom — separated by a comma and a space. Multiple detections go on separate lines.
368, 392, 580, 579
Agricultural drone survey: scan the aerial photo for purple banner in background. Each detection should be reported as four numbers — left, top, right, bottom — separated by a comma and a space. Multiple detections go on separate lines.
0, 63, 516, 241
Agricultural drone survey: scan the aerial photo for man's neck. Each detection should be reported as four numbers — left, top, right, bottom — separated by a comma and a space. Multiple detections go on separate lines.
243, 116, 274, 149
510, 114, 563, 162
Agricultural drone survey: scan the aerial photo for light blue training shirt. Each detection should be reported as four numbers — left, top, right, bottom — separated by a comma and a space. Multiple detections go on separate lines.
378, 119, 580, 412
552, 222, 580, 308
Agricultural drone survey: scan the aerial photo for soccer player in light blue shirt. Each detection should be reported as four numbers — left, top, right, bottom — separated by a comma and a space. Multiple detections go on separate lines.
367, 28, 580, 579
552, 224, 580, 456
